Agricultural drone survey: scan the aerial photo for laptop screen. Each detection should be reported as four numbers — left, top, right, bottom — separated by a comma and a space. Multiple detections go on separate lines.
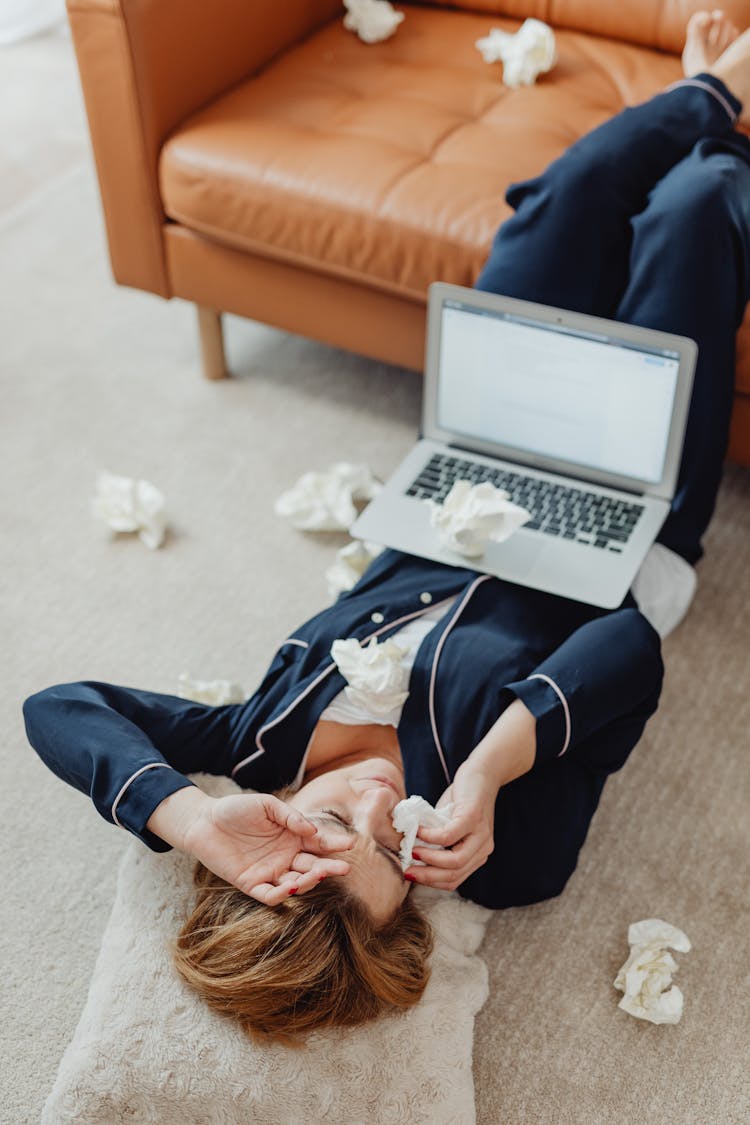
437, 300, 681, 485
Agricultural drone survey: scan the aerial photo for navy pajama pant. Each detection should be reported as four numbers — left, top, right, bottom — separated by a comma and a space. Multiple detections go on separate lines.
461, 75, 750, 905
475, 73, 750, 565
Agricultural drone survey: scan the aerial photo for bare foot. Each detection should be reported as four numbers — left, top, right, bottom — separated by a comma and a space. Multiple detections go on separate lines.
707, 23, 750, 122
682, 9, 739, 75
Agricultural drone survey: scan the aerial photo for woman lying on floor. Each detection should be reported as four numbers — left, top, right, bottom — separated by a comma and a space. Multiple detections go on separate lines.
24, 12, 750, 1043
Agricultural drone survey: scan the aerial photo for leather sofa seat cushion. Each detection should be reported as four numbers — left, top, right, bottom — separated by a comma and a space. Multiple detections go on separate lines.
160, 6, 683, 301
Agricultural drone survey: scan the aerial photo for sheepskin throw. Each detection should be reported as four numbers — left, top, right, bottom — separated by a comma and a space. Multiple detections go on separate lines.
42, 775, 491, 1125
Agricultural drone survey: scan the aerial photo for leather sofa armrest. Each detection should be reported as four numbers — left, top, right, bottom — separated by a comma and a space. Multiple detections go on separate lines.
67, 0, 343, 296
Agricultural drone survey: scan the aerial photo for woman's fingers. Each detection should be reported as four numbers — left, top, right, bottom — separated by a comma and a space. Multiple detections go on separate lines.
242, 854, 352, 901
275, 803, 318, 837
411, 845, 463, 870
307, 825, 356, 854
416, 819, 472, 848
404, 866, 461, 892
263, 797, 351, 850
409, 835, 492, 888
247, 881, 295, 906
412, 834, 491, 868
247, 861, 348, 904
290, 852, 351, 877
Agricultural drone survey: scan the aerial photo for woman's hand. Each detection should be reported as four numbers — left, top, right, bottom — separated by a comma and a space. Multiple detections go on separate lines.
149, 788, 354, 905
405, 698, 537, 891
404, 763, 497, 891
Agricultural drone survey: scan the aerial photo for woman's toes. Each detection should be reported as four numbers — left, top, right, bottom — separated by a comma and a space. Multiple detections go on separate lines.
682, 11, 710, 73
687, 10, 710, 36
719, 22, 739, 52
708, 12, 725, 48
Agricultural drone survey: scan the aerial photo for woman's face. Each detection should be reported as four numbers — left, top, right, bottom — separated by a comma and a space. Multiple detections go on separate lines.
287, 758, 410, 923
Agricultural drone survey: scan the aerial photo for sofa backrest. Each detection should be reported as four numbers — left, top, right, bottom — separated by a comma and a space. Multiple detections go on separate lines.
419, 0, 750, 53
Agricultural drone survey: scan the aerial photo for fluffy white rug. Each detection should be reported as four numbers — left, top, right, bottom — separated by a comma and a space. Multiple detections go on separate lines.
42, 775, 491, 1125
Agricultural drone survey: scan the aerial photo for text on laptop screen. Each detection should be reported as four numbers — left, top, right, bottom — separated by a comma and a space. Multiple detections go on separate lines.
438, 303, 681, 484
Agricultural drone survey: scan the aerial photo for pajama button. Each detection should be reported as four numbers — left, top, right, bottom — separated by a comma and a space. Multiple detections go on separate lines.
371, 611, 385, 624
419, 592, 433, 604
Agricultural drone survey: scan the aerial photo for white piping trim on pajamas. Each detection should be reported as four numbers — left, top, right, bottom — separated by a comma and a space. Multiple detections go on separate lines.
284, 638, 309, 649
233, 597, 458, 778
528, 673, 571, 756
230, 747, 265, 774
428, 576, 493, 785
111, 762, 174, 827
665, 78, 738, 124
232, 663, 338, 776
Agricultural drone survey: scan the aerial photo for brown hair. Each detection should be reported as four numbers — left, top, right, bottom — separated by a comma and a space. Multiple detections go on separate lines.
173, 863, 433, 1044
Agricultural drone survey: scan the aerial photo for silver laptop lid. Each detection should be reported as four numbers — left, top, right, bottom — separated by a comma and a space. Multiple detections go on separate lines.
423, 283, 697, 501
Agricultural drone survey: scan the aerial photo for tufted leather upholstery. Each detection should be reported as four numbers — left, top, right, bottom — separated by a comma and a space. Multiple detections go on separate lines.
417, 0, 750, 53
68, 0, 750, 462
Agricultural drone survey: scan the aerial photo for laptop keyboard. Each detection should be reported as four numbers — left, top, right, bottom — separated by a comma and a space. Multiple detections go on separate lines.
406, 453, 644, 553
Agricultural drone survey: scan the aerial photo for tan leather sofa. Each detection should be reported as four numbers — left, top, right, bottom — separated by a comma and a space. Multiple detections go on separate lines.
67, 0, 750, 465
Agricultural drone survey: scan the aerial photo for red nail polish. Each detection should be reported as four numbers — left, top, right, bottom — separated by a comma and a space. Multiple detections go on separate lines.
288, 887, 298, 895
318, 875, 327, 882
404, 873, 417, 882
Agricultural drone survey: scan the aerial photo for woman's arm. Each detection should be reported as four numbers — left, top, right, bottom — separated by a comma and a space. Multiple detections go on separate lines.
408, 607, 663, 890
405, 699, 535, 890
23, 680, 248, 851
23, 680, 354, 900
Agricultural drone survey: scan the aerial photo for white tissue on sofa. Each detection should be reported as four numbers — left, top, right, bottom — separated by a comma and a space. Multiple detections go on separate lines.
343, 0, 404, 44
476, 18, 557, 88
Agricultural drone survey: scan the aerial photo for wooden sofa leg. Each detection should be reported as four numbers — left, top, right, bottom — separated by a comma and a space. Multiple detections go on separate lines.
196, 306, 227, 380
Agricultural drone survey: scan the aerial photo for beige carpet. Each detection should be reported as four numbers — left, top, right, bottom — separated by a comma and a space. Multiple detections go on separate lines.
2, 31, 749, 1125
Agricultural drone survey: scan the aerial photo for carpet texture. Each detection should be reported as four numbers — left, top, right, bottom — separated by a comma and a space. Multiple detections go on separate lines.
2, 32, 749, 1125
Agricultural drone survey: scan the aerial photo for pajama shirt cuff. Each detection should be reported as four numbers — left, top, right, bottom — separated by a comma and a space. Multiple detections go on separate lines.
505, 674, 571, 766
111, 764, 197, 852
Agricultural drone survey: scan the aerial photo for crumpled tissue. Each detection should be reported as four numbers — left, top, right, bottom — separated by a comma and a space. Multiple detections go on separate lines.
177, 674, 246, 706
326, 539, 384, 598
392, 795, 455, 871
92, 471, 167, 550
427, 479, 530, 558
274, 462, 381, 532
476, 18, 557, 88
614, 918, 692, 1025
343, 0, 404, 44
331, 635, 410, 718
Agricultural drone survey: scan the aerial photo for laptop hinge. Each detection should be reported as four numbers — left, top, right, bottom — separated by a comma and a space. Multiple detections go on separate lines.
445, 441, 647, 498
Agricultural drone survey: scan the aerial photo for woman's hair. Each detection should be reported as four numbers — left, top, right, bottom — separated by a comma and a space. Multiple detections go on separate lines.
173, 863, 433, 1044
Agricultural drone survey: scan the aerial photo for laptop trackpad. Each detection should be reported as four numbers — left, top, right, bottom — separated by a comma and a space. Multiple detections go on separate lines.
482, 532, 544, 576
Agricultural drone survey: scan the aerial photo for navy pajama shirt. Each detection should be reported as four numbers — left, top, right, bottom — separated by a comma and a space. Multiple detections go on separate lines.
23, 76, 750, 910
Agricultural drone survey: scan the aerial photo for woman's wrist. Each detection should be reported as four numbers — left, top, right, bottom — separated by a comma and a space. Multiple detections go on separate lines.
463, 698, 537, 793
145, 785, 212, 852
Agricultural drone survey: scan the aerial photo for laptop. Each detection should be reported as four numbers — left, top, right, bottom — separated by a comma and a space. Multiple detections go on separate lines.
350, 283, 697, 609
